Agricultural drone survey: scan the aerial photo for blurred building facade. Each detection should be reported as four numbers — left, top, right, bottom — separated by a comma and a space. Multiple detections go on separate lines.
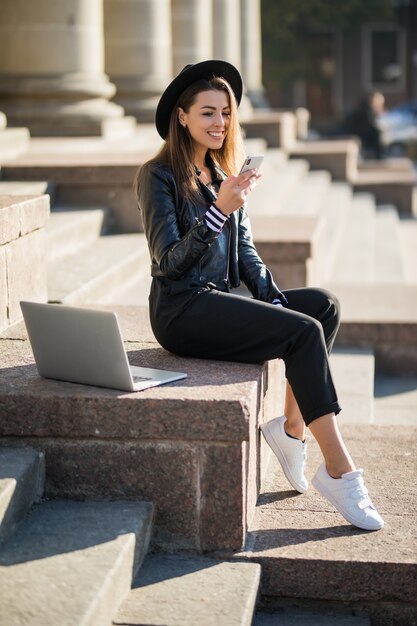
285, 4, 417, 129
0, 0, 265, 136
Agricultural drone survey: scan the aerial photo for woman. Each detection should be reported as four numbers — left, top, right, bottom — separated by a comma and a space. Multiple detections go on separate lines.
136, 60, 383, 531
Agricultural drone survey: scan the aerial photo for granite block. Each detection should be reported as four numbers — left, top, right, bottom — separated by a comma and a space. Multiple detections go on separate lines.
0, 340, 264, 443
199, 443, 246, 551
19, 194, 49, 236
0, 306, 284, 551
0, 195, 49, 245
5, 229, 47, 324
13, 439, 200, 549
0, 198, 20, 245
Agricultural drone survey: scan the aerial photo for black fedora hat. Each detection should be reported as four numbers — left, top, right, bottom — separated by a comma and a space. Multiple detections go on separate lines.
155, 59, 243, 140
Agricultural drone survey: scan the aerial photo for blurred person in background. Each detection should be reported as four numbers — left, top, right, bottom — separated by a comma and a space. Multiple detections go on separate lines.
342, 92, 386, 159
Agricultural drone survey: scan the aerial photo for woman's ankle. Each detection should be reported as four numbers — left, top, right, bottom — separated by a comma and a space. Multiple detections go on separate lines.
325, 461, 356, 479
284, 418, 306, 442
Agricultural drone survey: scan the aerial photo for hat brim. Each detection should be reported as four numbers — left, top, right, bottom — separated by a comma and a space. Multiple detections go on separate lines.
155, 59, 243, 140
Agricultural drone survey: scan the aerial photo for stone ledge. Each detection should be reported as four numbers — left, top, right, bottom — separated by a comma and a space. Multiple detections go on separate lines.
0, 305, 283, 551
0, 338, 264, 443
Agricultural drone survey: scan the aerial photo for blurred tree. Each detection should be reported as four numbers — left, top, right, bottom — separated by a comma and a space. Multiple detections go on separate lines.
262, 0, 394, 106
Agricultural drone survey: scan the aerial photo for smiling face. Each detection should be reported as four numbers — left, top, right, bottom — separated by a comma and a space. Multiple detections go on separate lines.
177, 89, 231, 162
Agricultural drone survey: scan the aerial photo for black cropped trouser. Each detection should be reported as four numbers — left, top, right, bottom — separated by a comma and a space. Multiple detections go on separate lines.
151, 287, 342, 425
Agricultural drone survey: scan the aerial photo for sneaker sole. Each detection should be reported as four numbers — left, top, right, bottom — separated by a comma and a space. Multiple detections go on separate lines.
260, 421, 308, 494
311, 474, 384, 531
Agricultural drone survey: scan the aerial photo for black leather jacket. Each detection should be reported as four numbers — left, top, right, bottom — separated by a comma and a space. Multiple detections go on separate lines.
138, 160, 286, 304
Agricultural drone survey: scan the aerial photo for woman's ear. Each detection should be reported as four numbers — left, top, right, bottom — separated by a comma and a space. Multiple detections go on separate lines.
177, 107, 186, 128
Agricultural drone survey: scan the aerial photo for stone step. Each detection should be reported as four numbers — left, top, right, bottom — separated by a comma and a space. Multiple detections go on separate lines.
47, 233, 149, 304
0, 127, 30, 162
241, 110, 297, 150
244, 137, 268, 155
0, 140, 150, 233
351, 168, 417, 215
330, 193, 376, 283
0, 180, 52, 197
373, 373, 417, 425
101, 270, 152, 306
0, 448, 44, 547
329, 283, 417, 375
374, 205, 405, 283
398, 217, 417, 283
235, 424, 417, 626
47, 207, 108, 262
114, 554, 261, 626
330, 348, 375, 424
307, 182, 352, 285
0, 305, 283, 552
0, 499, 153, 626
250, 159, 310, 215
254, 608, 370, 626
279, 170, 331, 216
289, 138, 360, 181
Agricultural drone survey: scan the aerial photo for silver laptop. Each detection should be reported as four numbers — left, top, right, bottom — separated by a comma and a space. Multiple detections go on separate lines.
20, 301, 187, 392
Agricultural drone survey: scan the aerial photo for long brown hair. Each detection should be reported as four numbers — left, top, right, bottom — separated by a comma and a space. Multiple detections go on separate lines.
135, 76, 246, 204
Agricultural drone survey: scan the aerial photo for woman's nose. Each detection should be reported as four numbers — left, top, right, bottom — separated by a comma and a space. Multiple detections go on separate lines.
214, 113, 224, 126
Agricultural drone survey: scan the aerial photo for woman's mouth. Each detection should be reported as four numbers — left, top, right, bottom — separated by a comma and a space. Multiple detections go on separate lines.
207, 131, 223, 138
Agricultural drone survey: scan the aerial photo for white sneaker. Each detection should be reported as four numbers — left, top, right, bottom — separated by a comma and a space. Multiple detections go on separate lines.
312, 462, 384, 531
260, 415, 308, 493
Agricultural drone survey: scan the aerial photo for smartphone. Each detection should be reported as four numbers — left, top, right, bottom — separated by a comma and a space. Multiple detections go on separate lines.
239, 155, 264, 175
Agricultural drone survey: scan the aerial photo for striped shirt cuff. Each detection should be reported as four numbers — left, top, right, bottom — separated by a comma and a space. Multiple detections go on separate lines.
204, 204, 228, 232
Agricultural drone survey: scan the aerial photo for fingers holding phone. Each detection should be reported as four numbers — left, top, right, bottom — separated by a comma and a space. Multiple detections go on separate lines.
215, 156, 263, 215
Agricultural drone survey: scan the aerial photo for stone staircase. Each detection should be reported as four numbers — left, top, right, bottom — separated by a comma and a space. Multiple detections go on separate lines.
0, 447, 154, 626
0, 127, 416, 625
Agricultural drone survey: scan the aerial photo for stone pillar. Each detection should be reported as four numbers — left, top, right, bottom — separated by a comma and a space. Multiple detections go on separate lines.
213, 0, 241, 68
240, 0, 269, 108
213, 0, 252, 119
0, 0, 131, 136
171, 0, 213, 74
104, 0, 172, 122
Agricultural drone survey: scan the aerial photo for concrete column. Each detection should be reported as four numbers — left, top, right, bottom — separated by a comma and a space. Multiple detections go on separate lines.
104, 0, 172, 121
240, 0, 269, 108
171, 0, 213, 74
0, 0, 130, 136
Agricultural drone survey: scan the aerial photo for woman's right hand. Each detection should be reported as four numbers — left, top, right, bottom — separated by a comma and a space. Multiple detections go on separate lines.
214, 168, 261, 216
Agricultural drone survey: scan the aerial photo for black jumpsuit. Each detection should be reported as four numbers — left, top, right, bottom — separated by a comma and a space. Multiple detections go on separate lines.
139, 160, 342, 425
